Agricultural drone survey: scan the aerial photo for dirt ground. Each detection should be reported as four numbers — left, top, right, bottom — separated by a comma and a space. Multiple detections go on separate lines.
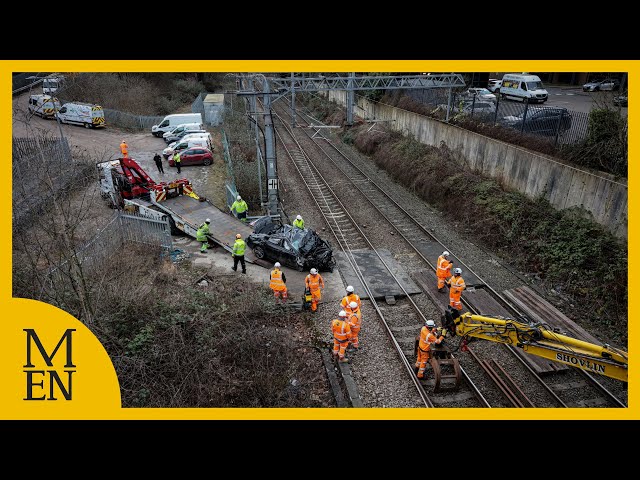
12, 91, 226, 207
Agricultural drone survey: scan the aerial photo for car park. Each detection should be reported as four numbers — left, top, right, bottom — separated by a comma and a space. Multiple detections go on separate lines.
501, 107, 572, 135
246, 216, 336, 272
168, 147, 214, 167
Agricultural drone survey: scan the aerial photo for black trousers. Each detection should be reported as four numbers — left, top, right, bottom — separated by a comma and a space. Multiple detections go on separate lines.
155, 162, 164, 173
176, 162, 181, 174
233, 255, 246, 273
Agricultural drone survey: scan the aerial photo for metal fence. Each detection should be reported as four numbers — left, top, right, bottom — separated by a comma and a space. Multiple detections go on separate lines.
221, 129, 239, 209
406, 89, 615, 147
192, 92, 206, 117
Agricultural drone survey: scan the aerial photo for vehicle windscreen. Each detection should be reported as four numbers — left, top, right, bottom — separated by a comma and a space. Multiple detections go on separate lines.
526, 81, 543, 90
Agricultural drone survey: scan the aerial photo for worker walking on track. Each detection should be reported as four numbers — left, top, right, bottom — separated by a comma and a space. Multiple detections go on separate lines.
446, 267, 466, 311
230, 195, 249, 222
232, 233, 246, 274
120, 140, 129, 158
346, 301, 362, 349
293, 215, 305, 229
270, 262, 288, 304
416, 319, 445, 379
196, 218, 211, 253
436, 251, 453, 292
331, 311, 351, 362
340, 285, 361, 310
305, 268, 324, 312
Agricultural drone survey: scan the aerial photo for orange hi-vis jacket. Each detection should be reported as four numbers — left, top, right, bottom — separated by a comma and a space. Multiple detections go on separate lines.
437, 255, 453, 279
347, 312, 361, 330
120, 142, 128, 155
341, 293, 361, 310
270, 268, 286, 291
345, 303, 362, 321
332, 319, 351, 342
418, 326, 442, 352
448, 275, 466, 300
305, 273, 324, 292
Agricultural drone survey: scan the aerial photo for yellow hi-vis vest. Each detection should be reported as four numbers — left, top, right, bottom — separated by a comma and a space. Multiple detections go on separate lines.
270, 268, 286, 291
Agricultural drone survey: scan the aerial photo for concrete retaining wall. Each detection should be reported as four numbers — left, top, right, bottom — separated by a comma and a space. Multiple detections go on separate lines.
324, 90, 627, 239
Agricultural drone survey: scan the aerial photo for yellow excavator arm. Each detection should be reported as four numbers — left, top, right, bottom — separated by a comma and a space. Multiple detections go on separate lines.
444, 310, 628, 383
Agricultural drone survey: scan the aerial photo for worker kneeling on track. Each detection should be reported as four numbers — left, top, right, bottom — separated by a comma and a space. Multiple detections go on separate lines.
416, 319, 446, 379
346, 301, 362, 349
332, 310, 351, 362
270, 262, 288, 304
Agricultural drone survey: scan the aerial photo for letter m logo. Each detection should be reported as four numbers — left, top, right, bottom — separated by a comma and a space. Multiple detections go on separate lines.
24, 329, 76, 368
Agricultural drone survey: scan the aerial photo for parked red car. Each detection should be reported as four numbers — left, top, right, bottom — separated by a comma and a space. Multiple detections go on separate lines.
168, 147, 214, 167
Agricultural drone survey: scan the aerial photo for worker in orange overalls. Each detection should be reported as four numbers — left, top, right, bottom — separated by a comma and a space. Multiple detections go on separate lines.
436, 250, 453, 292
446, 267, 466, 311
331, 311, 351, 362
270, 262, 288, 304
120, 140, 129, 158
305, 268, 324, 312
340, 285, 361, 310
416, 319, 445, 379
346, 301, 362, 349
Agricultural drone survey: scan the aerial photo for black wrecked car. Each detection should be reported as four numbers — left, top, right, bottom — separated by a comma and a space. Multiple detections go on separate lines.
247, 216, 336, 272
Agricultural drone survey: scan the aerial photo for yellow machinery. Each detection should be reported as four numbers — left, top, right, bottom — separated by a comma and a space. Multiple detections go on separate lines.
443, 309, 628, 382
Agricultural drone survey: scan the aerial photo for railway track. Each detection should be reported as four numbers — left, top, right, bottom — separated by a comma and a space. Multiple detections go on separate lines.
261, 96, 626, 408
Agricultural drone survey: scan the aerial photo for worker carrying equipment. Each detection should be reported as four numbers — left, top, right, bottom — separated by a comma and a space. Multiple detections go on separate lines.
293, 214, 305, 229
446, 268, 465, 311
196, 218, 211, 252
332, 311, 351, 362
436, 251, 453, 292
302, 287, 313, 311
230, 195, 249, 222
346, 301, 362, 349
270, 262, 287, 304
415, 319, 445, 379
341, 285, 361, 310
305, 268, 325, 312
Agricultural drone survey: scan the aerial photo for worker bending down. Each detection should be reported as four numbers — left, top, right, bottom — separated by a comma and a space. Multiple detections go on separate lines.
331, 311, 351, 362
305, 268, 324, 312
416, 319, 445, 379
196, 218, 211, 253
270, 262, 288, 304
293, 215, 305, 229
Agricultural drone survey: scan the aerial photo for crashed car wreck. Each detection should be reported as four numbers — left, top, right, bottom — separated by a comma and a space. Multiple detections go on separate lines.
247, 216, 336, 272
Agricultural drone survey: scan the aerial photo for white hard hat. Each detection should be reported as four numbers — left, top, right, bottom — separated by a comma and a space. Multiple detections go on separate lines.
453, 268, 462, 275
237, 195, 242, 200
442, 251, 450, 257
310, 268, 318, 275
274, 262, 281, 268
338, 310, 347, 318
349, 301, 358, 309
205, 218, 211, 223
426, 319, 436, 328
346, 285, 354, 293
296, 215, 302, 220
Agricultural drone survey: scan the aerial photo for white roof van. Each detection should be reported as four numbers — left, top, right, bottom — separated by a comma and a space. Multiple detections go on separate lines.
151, 113, 203, 137
57, 102, 105, 128
28, 94, 60, 119
498, 74, 548, 103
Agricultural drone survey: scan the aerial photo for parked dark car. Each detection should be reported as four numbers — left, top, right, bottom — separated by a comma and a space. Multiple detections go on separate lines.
613, 93, 628, 107
168, 147, 214, 166
501, 107, 572, 135
246, 216, 336, 272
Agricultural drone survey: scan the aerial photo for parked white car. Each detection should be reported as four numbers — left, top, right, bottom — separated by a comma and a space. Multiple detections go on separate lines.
487, 79, 502, 93
464, 87, 496, 102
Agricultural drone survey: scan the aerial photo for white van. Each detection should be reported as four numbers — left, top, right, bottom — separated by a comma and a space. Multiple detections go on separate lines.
498, 74, 548, 103
162, 123, 205, 143
28, 94, 60, 119
151, 113, 203, 137
57, 102, 106, 128
43, 76, 64, 95
162, 137, 211, 159
181, 132, 212, 149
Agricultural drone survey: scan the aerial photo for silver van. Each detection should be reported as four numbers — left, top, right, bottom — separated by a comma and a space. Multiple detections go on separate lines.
162, 123, 204, 143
